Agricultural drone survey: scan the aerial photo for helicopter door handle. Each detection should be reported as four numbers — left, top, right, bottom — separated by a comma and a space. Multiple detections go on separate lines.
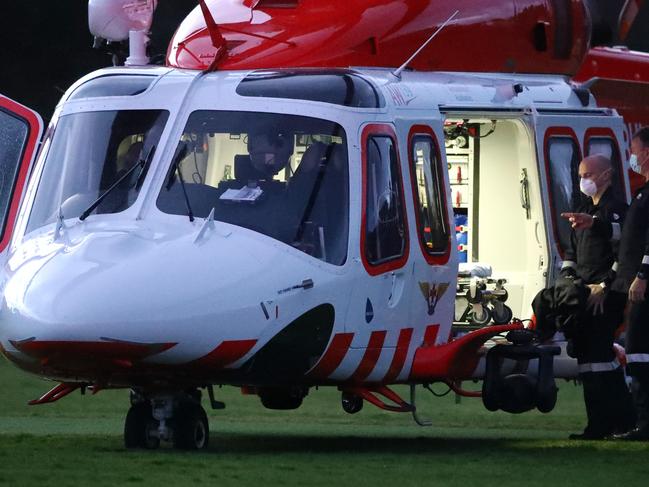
520, 169, 531, 220
298, 279, 314, 290
388, 272, 405, 308
277, 279, 314, 295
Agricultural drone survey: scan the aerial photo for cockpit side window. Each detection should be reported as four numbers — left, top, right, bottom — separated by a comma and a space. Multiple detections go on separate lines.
26, 109, 169, 233
156, 111, 349, 265
409, 133, 449, 258
362, 130, 408, 271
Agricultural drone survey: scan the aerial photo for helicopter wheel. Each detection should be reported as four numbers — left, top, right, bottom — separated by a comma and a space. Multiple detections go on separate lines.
468, 306, 492, 326
124, 402, 160, 449
341, 392, 363, 414
491, 303, 513, 325
173, 402, 209, 450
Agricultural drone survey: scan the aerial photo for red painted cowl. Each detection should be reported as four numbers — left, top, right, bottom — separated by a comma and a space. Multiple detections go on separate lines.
167, 0, 591, 76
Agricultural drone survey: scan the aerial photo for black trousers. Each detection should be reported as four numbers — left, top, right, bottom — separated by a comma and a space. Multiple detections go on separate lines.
572, 291, 626, 364
626, 297, 649, 359
580, 369, 636, 435
625, 297, 649, 431
574, 291, 635, 434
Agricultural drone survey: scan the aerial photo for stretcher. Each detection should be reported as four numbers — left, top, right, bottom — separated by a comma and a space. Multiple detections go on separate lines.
455, 263, 513, 327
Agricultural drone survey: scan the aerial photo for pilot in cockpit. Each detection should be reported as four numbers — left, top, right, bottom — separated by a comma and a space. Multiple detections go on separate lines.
245, 129, 293, 184
218, 129, 293, 208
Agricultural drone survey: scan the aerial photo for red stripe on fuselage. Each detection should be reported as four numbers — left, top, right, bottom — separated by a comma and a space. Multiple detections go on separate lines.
348, 330, 387, 383
423, 324, 440, 347
194, 339, 258, 369
381, 328, 414, 383
306, 333, 354, 380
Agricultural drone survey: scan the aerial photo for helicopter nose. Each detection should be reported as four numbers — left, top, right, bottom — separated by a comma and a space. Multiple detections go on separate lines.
0, 228, 280, 374
0, 234, 181, 372
1, 234, 148, 333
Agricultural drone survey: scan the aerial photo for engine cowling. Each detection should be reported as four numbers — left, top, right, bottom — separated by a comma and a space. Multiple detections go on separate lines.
167, 0, 591, 76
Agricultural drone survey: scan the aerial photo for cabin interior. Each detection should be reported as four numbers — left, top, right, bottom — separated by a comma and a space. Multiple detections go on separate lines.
443, 117, 548, 326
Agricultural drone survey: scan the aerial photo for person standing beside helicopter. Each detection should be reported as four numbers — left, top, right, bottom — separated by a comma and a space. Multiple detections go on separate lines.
560, 154, 635, 440
611, 127, 649, 441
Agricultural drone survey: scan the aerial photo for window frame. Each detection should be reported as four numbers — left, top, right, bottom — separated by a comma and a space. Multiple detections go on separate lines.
407, 125, 451, 265
543, 126, 582, 259
360, 124, 409, 276
583, 126, 627, 198
0, 99, 41, 252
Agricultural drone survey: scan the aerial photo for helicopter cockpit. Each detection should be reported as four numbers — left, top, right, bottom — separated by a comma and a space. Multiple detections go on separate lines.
156, 111, 349, 266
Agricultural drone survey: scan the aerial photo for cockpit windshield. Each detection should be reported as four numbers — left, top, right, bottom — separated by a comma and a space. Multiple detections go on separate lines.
26, 110, 169, 233
156, 111, 349, 265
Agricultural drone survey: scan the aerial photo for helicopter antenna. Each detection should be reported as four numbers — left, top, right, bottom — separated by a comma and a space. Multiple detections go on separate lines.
392, 10, 460, 79
199, 0, 228, 70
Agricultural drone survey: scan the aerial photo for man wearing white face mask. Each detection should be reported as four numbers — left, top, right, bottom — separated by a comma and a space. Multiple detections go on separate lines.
559, 154, 634, 439
612, 127, 649, 441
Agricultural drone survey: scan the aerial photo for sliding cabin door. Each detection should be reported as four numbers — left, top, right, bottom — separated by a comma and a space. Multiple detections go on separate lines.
534, 112, 628, 285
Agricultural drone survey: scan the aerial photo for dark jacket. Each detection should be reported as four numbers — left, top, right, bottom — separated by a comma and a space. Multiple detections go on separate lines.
563, 187, 627, 285
613, 181, 649, 293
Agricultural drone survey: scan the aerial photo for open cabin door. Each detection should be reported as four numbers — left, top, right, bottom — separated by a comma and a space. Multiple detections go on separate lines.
0, 95, 43, 266
533, 111, 628, 285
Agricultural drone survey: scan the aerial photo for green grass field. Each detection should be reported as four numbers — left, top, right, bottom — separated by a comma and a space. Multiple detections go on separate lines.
1, 359, 648, 487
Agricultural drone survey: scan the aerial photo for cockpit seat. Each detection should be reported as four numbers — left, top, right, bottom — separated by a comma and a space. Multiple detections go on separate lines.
286, 142, 348, 265
234, 154, 266, 184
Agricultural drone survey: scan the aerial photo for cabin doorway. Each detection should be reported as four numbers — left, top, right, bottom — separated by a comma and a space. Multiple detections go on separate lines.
442, 116, 549, 326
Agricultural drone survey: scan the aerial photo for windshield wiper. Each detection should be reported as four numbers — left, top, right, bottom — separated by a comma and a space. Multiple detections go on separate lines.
165, 143, 194, 222
79, 145, 156, 221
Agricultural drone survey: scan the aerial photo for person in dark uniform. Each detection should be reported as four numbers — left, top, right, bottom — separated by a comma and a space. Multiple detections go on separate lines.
560, 154, 635, 439
612, 127, 649, 441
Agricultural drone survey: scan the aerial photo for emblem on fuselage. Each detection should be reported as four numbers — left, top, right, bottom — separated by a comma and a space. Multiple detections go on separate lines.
419, 282, 450, 316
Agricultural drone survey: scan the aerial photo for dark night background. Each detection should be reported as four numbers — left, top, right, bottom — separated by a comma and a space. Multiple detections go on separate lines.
0, 0, 647, 122
0, 1, 195, 121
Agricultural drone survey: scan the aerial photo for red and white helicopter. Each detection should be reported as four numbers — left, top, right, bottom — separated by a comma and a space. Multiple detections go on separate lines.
0, 0, 648, 450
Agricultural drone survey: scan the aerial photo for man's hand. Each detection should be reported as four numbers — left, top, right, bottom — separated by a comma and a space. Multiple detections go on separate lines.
586, 284, 605, 315
629, 277, 647, 303
561, 212, 594, 230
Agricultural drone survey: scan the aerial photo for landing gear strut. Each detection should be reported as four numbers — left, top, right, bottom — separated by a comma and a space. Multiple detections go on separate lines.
124, 390, 210, 450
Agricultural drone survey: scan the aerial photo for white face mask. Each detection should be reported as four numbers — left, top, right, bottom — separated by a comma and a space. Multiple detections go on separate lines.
630, 154, 643, 174
580, 177, 598, 197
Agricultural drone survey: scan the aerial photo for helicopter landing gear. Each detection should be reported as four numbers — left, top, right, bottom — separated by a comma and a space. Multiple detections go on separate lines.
124, 390, 210, 450
341, 392, 363, 414
124, 401, 160, 449
173, 402, 209, 450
